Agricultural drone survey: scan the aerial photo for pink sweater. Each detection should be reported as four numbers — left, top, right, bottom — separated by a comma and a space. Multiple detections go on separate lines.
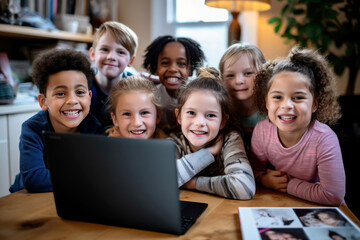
250, 119, 345, 205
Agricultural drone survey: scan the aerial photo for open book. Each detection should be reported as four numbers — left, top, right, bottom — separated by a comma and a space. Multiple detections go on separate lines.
238, 207, 360, 240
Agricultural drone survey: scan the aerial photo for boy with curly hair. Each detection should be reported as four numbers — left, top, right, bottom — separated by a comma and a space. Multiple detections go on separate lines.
10, 49, 104, 193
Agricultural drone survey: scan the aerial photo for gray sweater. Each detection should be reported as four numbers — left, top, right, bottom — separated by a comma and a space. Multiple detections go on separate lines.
170, 131, 256, 200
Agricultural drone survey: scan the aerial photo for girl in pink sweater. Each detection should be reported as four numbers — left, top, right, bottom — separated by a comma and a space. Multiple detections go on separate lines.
250, 46, 344, 205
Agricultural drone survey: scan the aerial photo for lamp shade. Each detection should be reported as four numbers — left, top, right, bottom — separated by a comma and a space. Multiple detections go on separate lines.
205, 0, 271, 12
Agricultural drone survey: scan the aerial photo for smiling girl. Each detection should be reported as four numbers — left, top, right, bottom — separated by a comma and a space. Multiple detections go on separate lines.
250, 47, 344, 205
143, 35, 205, 134
170, 67, 255, 200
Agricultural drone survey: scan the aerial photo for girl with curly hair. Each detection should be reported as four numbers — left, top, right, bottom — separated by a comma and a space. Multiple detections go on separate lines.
250, 46, 344, 205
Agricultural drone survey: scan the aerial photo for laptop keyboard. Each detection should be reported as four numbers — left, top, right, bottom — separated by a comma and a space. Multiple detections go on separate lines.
181, 215, 195, 232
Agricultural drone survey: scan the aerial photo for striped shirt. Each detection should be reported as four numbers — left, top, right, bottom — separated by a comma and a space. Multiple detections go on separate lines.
170, 131, 256, 200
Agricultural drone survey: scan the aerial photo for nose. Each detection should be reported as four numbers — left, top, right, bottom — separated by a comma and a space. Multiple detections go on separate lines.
281, 98, 294, 109
106, 50, 116, 60
235, 74, 245, 84
168, 62, 178, 73
131, 114, 143, 127
66, 93, 78, 105
194, 115, 205, 127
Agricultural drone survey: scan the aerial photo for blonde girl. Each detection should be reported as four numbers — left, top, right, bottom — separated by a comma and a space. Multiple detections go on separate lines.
107, 75, 164, 139
219, 42, 266, 149
250, 46, 344, 205
171, 67, 256, 200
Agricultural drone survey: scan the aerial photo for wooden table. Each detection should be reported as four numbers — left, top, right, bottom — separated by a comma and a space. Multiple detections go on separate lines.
0, 188, 358, 239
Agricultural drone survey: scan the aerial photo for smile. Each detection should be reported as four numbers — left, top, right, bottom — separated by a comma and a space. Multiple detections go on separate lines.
191, 130, 207, 135
130, 130, 146, 135
62, 110, 81, 118
279, 115, 296, 121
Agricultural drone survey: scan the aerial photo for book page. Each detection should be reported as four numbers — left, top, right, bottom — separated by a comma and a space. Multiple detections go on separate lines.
238, 207, 360, 240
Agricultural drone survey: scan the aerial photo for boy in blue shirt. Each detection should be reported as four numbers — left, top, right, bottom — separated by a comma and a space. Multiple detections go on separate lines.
10, 49, 104, 193
89, 21, 138, 130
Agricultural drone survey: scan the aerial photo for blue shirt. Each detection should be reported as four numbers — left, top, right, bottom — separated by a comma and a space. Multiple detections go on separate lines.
9, 110, 104, 193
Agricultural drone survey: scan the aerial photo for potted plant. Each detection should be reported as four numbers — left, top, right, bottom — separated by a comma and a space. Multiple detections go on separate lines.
268, 0, 359, 96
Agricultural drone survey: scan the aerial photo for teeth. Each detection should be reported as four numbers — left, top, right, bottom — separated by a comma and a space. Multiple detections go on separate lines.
192, 130, 206, 135
167, 77, 179, 83
280, 116, 295, 121
131, 130, 145, 134
63, 110, 80, 116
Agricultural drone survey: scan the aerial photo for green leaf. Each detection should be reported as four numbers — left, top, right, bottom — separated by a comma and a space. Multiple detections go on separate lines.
268, 17, 281, 24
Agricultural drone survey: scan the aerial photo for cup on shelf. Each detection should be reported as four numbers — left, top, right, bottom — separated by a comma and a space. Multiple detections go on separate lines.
63, 21, 79, 33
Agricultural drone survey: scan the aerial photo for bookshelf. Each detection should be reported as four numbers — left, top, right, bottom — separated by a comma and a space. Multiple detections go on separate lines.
0, 23, 93, 43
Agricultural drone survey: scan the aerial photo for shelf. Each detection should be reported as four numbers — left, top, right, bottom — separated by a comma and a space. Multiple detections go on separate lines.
0, 24, 93, 43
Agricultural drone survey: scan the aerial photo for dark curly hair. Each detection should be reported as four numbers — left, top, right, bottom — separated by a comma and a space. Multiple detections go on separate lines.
254, 46, 341, 125
32, 48, 94, 95
142, 35, 206, 76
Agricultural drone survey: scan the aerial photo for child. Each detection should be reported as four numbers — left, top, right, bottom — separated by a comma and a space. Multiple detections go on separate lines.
250, 46, 345, 205
107, 75, 163, 139
142, 35, 205, 134
170, 67, 256, 200
9, 49, 103, 193
106, 75, 217, 185
219, 42, 266, 150
89, 21, 138, 130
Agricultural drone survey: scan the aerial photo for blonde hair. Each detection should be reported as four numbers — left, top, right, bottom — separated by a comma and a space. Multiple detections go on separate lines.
92, 21, 138, 58
219, 42, 266, 77
109, 76, 161, 115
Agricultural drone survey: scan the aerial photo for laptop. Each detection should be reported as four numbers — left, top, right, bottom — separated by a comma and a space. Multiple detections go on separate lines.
43, 132, 208, 235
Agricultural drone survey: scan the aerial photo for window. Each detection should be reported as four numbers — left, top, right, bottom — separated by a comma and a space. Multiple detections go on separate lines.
171, 0, 229, 70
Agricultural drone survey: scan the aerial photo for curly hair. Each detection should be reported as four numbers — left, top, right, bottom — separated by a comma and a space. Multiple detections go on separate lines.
254, 46, 341, 125
142, 35, 206, 76
32, 48, 94, 95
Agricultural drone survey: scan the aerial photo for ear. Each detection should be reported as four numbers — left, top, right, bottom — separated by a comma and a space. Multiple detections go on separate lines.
128, 56, 136, 67
88, 90, 92, 99
89, 47, 95, 61
110, 112, 118, 127
38, 94, 48, 111
220, 114, 229, 130
312, 98, 319, 113
175, 108, 181, 125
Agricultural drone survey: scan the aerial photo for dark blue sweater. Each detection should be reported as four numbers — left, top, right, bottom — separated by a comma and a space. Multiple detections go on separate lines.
9, 110, 104, 193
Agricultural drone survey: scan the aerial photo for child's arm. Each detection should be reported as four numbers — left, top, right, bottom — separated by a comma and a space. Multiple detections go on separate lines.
19, 122, 52, 193
196, 132, 256, 200
286, 132, 345, 206
176, 149, 214, 187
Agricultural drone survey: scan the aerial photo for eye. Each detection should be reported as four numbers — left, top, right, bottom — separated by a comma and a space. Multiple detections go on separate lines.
122, 112, 131, 117
117, 50, 126, 55
141, 111, 150, 116
160, 61, 169, 66
76, 90, 86, 96
186, 111, 195, 116
207, 113, 217, 118
244, 71, 255, 76
100, 47, 109, 52
177, 61, 187, 67
272, 95, 282, 100
55, 92, 65, 97
294, 96, 305, 101
225, 74, 235, 79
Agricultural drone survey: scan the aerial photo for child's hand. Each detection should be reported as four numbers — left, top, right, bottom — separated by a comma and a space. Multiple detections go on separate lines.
260, 169, 289, 193
205, 137, 223, 156
182, 177, 197, 189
